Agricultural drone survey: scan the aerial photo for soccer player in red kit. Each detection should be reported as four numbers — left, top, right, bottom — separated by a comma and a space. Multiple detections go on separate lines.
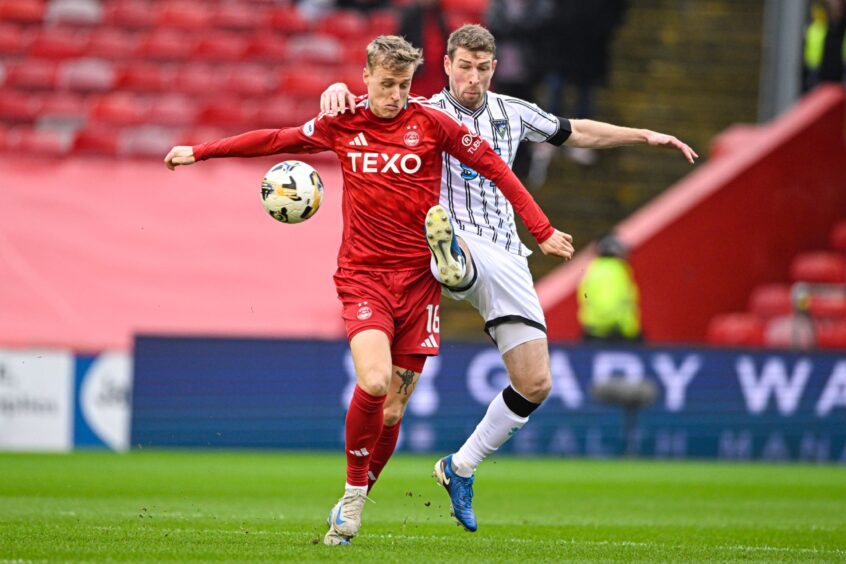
164, 35, 573, 545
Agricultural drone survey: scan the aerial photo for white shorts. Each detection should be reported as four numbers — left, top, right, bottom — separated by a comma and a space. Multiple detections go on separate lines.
431, 231, 547, 353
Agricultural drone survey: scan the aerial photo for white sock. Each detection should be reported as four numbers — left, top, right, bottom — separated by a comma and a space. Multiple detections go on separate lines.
451, 391, 528, 477
344, 483, 367, 494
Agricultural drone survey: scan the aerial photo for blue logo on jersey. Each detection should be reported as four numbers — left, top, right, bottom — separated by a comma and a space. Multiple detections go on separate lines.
459, 148, 502, 182
492, 120, 508, 139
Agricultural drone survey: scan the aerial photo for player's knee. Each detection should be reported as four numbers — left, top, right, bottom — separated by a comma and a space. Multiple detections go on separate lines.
358, 369, 391, 397
513, 370, 551, 404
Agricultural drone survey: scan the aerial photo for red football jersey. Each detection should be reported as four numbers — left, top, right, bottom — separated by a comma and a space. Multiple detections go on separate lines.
193, 97, 553, 271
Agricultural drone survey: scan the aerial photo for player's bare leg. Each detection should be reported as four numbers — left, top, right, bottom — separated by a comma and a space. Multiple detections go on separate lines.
437, 335, 550, 532
325, 330, 391, 545
425, 205, 475, 287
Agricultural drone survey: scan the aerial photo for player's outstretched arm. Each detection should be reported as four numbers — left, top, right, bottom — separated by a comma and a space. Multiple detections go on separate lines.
320, 82, 356, 115
567, 119, 699, 164
164, 146, 196, 170
539, 229, 574, 259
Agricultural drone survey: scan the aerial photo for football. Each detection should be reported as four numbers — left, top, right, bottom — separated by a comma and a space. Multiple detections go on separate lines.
260, 160, 324, 223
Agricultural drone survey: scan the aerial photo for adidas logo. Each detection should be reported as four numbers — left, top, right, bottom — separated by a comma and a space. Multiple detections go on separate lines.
348, 132, 368, 146
420, 334, 438, 348
349, 447, 370, 457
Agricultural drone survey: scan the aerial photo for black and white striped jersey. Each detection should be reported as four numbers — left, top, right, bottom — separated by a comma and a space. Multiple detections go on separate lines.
429, 88, 561, 257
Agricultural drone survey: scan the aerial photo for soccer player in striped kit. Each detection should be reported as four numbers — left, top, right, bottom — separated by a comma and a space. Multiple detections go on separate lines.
164, 35, 573, 545
321, 24, 697, 532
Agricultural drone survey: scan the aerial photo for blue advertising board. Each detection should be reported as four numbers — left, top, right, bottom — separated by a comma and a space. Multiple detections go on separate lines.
131, 337, 846, 462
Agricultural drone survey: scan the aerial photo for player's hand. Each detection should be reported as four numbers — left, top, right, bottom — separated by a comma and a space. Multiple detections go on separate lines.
644, 131, 698, 164
320, 82, 356, 115
164, 146, 196, 170
539, 229, 574, 260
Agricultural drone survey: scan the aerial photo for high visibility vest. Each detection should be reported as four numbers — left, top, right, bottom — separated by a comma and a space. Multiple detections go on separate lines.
578, 257, 641, 339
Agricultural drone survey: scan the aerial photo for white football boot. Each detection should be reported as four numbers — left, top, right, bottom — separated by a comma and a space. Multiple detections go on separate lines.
323, 488, 370, 546
425, 205, 465, 287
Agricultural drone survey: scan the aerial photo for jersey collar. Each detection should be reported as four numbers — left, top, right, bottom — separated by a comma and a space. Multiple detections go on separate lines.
442, 88, 488, 118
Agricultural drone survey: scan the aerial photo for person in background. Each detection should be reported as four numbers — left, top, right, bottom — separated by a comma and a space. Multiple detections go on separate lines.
578, 234, 642, 342
336, 0, 390, 12
399, 0, 449, 97
819, 0, 846, 84
764, 284, 816, 351
529, 0, 628, 181
485, 0, 556, 179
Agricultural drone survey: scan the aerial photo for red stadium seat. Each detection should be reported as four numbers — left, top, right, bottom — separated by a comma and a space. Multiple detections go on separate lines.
118, 125, 178, 157
808, 286, 846, 318
213, 3, 263, 30
91, 93, 148, 126
7, 125, 70, 155
278, 66, 335, 98
154, 0, 212, 29
790, 251, 846, 284
368, 10, 398, 36
39, 92, 87, 121
266, 5, 310, 34
4, 59, 58, 89
0, 0, 45, 23
256, 95, 307, 128
197, 97, 256, 127
104, 0, 155, 27
830, 220, 846, 254
815, 319, 846, 349
29, 27, 89, 59
0, 90, 39, 121
177, 125, 228, 146
706, 313, 764, 347
193, 33, 248, 62
315, 10, 368, 39
87, 28, 139, 59
244, 32, 288, 62
286, 34, 342, 64
442, 0, 489, 13
171, 64, 215, 94
0, 23, 30, 55
226, 64, 277, 97
58, 58, 117, 92
147, 94, 197, 127
45, 0, 103, 25
72, 125, 119, 154
747, 283, 792, 318
136, 30, 196, 61
118, 63, 173, 92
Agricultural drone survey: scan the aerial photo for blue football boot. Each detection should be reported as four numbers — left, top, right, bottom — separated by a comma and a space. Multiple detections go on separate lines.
433, 454, 478, 532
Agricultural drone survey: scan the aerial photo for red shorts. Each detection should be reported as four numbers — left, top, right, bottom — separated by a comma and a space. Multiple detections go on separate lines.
334, 267, 441, 359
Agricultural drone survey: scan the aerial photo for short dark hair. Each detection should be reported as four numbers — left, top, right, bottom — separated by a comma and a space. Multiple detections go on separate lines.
447, 24, 496, 60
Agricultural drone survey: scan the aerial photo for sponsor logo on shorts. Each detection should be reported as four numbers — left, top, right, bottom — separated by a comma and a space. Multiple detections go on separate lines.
419, 334, 438, 348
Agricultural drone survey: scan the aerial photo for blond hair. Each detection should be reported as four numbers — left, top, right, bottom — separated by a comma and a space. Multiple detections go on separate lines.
447, 24, 496, 60
366, 35, 423, 72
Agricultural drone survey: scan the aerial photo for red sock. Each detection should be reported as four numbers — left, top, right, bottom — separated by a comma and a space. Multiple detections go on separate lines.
367, 418, 402, 493
345, 385, 386, 487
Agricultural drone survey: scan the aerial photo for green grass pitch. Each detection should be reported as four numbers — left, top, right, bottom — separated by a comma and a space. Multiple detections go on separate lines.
1, 451, 844, 562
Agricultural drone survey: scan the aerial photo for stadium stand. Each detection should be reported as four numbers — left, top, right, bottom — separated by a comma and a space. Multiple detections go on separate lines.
538, 85, 846, 345
0, 0, 482, 159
